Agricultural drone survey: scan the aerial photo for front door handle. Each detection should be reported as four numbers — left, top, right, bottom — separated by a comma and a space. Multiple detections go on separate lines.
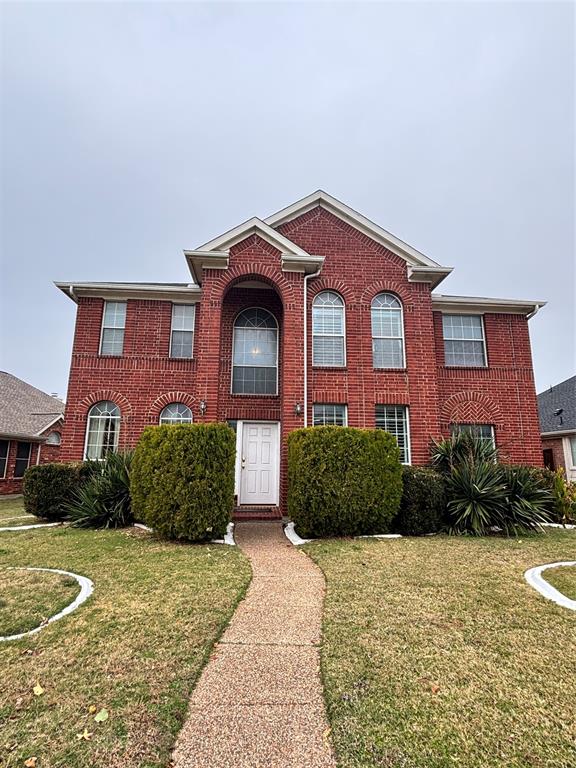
241, 456, 246, 469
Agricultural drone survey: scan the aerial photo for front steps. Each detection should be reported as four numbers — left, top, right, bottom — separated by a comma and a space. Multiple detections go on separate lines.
233, 506, 282, 521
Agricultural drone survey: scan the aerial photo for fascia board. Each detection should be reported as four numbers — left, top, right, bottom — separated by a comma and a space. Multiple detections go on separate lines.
431, 294, 547, 316
55, 282, 201, 303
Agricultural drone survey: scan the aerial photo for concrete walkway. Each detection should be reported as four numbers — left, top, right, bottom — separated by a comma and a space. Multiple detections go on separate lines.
172, 522, 336, 768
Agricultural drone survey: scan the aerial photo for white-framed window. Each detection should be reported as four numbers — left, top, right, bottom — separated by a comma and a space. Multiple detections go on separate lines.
375, 405, 410, 464
45, 431, 61, 446
0, 440, 9, 479
450, 423, 496, 448
159, 403, 193, 425
232, 308, 278, 395
371, 293, 405, 368
442, 314, 487, 367
170, 304, 195, 359
85, 401, 120, 460
14, 442, 32, 478
312, 291, 346, 367
312, 403, 347, 426
569, 436, 576, 467
100, 301, 127, 356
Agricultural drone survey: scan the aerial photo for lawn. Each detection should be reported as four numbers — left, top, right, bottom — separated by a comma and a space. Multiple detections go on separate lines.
543, 564, 576, 601
0, 502, 251, 768
305, 530, 576, 768
0, 496, 37, 527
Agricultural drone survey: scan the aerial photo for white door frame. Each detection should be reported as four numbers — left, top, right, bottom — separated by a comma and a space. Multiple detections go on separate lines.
234, 421, 280, 506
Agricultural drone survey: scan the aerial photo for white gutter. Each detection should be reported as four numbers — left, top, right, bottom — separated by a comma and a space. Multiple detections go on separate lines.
303, 265, 323, 426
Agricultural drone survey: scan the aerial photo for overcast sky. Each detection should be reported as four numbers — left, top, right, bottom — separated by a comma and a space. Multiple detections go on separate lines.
1, 1, 574, 399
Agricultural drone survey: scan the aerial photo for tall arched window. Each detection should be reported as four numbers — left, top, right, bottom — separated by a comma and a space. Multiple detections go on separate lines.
85, 401, 120, 460
159, 403, 193, 424
312, 291, 345, 367
232, 308, 278, 395
371, 293, 405, 368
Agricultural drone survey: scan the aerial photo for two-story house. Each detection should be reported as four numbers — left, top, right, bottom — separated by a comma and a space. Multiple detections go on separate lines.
56, 191, 545, 517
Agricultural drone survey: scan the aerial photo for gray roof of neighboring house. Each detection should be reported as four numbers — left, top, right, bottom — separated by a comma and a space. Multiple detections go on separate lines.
0, 371, 64, 440
538, 375, 576, 434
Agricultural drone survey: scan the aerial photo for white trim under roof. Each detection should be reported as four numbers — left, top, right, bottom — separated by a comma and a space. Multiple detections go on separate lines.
55, 282, 202, 303
431, 294, 546, 317
541, 429, 576, 438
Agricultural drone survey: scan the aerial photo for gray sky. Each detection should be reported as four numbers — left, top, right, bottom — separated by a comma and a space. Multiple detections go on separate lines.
1, 1, 574, 399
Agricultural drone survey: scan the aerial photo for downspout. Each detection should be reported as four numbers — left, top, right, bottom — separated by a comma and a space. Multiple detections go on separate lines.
303, 265, 323, 427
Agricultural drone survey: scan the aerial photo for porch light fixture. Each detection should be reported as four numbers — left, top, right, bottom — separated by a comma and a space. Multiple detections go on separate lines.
294, 402, 302, 416
199, 400, 207, 416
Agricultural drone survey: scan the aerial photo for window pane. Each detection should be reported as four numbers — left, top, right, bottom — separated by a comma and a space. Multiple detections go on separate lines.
14, 442, 31, 478
86, 402, 120, 460
442, 314, 483, 340
232, 308, 278, 394
232, 366, 276, 395
312, 336, 345, 366
103, 302, 126, 329
444, 339, 486, 367
313, 404, 347, 426
101, 328, 125, 356
172, 304, 195, 331
570, 437, 576, 466
171, 330, 194, 358
233, 328, 277, 367
375, 406, 409, 463
450, 423, 495, 447
372, 338, 404, 368
0, 439, 9, 478
160, 403, 193, 424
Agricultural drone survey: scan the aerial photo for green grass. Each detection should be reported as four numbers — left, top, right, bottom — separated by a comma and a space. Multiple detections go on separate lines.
0, 501, 250, 768
0, 568, 79, 636
543, 564, 576, 600
0, 496, 37, 526
305, 530, 576, 768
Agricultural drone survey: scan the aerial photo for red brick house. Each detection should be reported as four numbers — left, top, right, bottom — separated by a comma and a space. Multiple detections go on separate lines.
0, 372, 64, 495
538, 375, 576, 482
56, 191, 545, 516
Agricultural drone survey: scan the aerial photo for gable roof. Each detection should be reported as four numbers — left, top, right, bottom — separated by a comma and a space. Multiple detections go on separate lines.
538, 375, 576, 435
0, 371, 64, 440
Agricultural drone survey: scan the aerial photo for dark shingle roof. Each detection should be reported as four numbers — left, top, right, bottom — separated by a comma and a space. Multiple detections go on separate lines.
0, 372, 64, 439
538, 375, 576, 434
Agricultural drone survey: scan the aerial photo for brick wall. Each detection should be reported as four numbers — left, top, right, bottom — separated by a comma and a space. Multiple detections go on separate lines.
0, 420, 63, 495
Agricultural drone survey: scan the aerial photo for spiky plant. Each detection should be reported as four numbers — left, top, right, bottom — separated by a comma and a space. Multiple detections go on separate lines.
67, 451, 134, 528
430, 432, 499, 475
446, 460, 508, 535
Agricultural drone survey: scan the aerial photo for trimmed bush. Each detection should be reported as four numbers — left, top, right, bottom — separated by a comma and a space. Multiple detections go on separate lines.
287, 426, 402, 538
23, 463, 83, 521
394, 466, 446, 535
131, 423, 236, 541
67, 451, 134, 529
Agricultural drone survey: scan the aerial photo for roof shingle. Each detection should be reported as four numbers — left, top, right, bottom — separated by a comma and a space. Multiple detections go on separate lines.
0, 371, 64, 439
538, 375, 576, 434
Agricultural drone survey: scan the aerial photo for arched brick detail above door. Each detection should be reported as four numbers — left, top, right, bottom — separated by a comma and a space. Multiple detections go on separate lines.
440, 392, 503, 428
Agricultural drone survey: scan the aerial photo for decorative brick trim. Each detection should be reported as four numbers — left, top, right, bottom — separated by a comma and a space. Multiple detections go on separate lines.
147, 392, 197, 423
440, 391, 503, 428
210, 264, 294, 303
78, 391, 133, 417
309, 278, 356, 305
359, 282, 415, 311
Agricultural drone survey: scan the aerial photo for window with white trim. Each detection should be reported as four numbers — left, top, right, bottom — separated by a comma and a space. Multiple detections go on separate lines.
371, 293, 405, 368
442, 314, 487, 367
0, 440, 9, 479
100, 301, 126, 356
14, 442, 32, 478
232, 308, 278, 395
312, 291, 345, 367
170, 304, 195, 358
313, 403, 347, 426
159, 403, 193, 424
85, 401, 120, 460
46, 431, 61, 446
375, 405, 410, 463
450, 423, 495, 447
569, 436, 576, 466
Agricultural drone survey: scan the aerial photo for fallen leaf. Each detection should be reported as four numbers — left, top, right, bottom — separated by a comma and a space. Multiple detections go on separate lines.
88, 705, 97, 714
76, 729, 92, 741
323, 727, 332, 744
430, 684, 440, 694
94, 708, 109, 723
24, 758, 37, 768
32, 684, 44, 697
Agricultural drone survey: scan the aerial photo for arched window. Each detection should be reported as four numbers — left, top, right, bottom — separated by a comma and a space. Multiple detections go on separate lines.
312, 291, 345, 367
371, 293, 405, 368
159, 403, 193, 424
232, 308, 278, 395
45, 431, 61, 446
85, 401, 120, 460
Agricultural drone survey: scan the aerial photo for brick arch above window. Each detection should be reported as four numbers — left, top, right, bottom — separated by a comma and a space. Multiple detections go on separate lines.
209, 264, 295, 303
147, 392, 197, 422
359, 282, 414, 311
309, 279, 356, 305
440, 392, 503, 429
78, 390, 133, 418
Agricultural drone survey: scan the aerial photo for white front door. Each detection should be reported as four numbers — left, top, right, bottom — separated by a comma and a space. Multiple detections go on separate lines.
240, 422, 279, 505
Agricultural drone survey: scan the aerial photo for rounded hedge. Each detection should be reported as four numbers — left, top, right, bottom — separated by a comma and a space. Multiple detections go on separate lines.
131, 422, 236, 542
23, 463, 83, 521
287, 426, 402, 538
394, 466, 446, 535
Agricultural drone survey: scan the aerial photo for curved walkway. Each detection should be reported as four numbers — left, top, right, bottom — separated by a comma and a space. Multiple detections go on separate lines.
172, 521, 336, 768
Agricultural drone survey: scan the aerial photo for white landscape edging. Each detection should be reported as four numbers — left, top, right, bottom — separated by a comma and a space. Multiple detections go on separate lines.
0, 567, 95, 642
524, 561, 576, 611
541, 523, 576, 530
284, 521, 402, 546
0, 522, 60, 532
133, 521, 236, 545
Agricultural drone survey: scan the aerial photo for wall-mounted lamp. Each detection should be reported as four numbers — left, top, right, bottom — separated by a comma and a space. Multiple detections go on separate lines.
294, 402, 302, 416
199, 400, 207, 416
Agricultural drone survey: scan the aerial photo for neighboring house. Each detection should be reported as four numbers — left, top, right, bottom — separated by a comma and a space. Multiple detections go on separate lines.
56, 190, 545, 517
538, 375, 576, 482
0, 371, 64, 494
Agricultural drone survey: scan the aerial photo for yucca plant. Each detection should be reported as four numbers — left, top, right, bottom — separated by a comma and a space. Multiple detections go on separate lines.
446, 460, 508, 535
430, 432, 499, 475
501, 465, 552, 534
67, 450, 134, 528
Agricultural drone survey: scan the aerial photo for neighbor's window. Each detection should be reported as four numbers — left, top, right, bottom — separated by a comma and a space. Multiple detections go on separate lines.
45, 431, 61, 446
451, 423, 495, 447
100, 301, 127, 356
85, 401, 120, 460
14, 442, 32, 478
570, 436, 576, 467
170, 304, 195, 358
0, 440, 9, 479
232, 308, 278, 395
371, 293, 405, 368
313, 403, 347, 426
312, 291, 345, 367
442, 314, 487, 367
375, 405, 410, 464
159, 403, 193, 424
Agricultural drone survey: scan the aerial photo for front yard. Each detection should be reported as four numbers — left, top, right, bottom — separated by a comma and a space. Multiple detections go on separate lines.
305, 530, 576, 768
0, 503, 250, 768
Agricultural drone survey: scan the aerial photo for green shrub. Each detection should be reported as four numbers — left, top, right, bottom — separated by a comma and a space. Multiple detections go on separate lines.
430, 432, 499, 474
67, 451, 134, 529
501, 465, 552, 533
394, 466, 446, 535
131, 423, 236, 542
23, 463, 83, 521
287, 426, 402, 538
